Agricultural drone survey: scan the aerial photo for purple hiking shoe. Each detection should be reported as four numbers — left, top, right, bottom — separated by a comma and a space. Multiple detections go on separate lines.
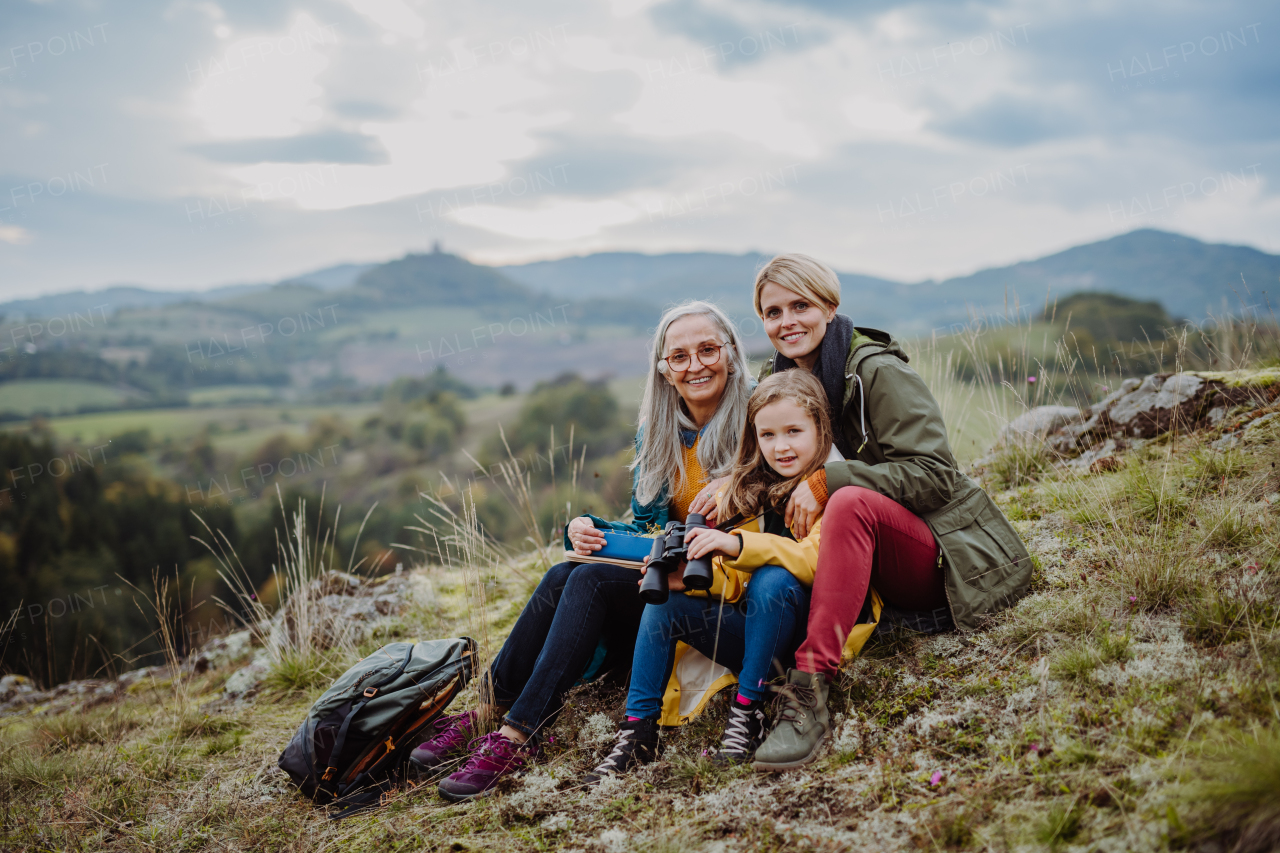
408, 710, 479, 778
437, 732, 538, 802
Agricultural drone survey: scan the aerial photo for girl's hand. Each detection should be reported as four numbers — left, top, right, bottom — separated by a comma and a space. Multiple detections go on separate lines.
784, 482, 823, 540
637, 556, 687, 592
683, 526, 741, 560
567, 516, 606, 555
687, 476, 729, 524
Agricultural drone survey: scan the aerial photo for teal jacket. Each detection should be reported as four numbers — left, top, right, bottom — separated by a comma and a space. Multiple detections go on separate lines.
760, 328, 1032, 631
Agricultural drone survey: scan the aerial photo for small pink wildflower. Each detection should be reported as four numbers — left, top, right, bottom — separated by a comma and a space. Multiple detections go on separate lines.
929, 771, 943, 787
1027, 376, 1037, 384
1129, 596, 1137, 602
1029, 743, 1040, 753
1246, 563, 1258, 575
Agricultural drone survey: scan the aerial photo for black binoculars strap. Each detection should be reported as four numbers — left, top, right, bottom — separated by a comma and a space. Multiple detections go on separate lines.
714, 512, 760, 533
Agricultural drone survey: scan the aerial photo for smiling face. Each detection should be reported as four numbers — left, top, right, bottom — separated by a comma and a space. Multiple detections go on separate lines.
753, 397, 820, 479
661, 314, 730, 424
759, 281, 836, 371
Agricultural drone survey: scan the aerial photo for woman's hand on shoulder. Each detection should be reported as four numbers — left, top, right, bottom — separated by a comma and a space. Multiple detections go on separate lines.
785, 481, 823, 540
683, 526, 741, 560
688, 476, 729, 524
567, 516, 606, 556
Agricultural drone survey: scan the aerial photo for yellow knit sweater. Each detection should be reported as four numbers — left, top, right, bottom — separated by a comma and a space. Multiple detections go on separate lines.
669, 439, 706, 522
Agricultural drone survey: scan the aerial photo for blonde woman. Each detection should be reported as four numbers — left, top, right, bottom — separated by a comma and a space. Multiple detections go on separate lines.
747, 253, 1032, 770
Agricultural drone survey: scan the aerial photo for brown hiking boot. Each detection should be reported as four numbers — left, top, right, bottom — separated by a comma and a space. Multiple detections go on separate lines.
752, 669, 830, 772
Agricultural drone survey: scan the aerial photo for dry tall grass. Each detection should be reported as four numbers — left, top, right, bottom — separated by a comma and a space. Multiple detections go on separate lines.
3, 311, 1278, 852
193, 485, 381, 694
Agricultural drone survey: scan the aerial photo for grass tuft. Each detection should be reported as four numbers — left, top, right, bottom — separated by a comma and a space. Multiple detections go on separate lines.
985, 442, 1055, 490
261, 648, 348, 696
1181, 730, 1280, 853
36, 707, 139, 752
1033, 798, 1084, 849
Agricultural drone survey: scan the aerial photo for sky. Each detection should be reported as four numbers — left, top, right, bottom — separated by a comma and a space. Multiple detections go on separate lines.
0, 0, 1276, 298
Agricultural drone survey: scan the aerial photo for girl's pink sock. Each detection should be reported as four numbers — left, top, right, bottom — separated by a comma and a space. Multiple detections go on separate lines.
735, 693, 753, 706
627, 716, 642, 722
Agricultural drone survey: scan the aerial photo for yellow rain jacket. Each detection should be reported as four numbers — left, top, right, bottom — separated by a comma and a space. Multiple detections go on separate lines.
656, 502, 882, 726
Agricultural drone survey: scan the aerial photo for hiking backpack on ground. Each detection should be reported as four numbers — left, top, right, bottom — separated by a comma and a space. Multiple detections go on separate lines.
278, 637, 475, 816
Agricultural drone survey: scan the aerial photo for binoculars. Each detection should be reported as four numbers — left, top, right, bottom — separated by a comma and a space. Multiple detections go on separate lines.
638, 512, 715, 605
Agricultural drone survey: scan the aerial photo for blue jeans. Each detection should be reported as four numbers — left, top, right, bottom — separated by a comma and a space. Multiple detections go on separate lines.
625, 564, 810, 720
484, 561, 645, 738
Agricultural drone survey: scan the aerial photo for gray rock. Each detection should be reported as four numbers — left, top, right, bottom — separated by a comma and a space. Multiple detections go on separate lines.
1244, 411, 1280, 445
189, 629, 254, 673
117, 666, 165, 690
224, 650, 271, 696
997, 406, 1082, 448
1211, 431, 1242, 450
0, 673, 35, 703
1043, 370, 1276, 457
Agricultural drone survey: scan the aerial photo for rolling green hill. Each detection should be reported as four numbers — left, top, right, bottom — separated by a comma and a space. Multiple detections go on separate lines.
0, 379, 139, 416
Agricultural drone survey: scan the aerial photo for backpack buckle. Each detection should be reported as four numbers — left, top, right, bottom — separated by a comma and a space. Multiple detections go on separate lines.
363, 687, 378, 698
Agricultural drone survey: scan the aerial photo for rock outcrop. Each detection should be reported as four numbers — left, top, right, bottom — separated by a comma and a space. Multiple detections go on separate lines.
0, 568, 420, 715
984, 367, 1280, 473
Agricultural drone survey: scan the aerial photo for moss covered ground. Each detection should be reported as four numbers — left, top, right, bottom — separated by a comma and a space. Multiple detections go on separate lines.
4, 396, 1280, 852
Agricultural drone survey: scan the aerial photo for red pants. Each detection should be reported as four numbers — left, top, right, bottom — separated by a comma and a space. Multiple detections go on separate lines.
796, 487, 947, 676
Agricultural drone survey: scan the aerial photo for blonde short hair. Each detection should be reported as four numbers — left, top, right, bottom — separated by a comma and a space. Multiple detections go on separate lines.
753, 253, 842, 317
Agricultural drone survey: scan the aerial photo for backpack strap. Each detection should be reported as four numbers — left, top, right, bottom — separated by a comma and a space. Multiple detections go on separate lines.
318, 644, 415, 800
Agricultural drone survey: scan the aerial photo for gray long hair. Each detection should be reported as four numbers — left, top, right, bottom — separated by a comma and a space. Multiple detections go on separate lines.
631, 300, 752, 506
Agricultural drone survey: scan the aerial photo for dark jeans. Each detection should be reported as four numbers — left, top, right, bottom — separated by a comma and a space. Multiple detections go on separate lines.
484, 560, 645, 738
625, 564, 810, 720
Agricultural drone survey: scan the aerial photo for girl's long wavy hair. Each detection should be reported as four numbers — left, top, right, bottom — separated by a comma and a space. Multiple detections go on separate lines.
722, 369, 833, 519
631, 301, 752, 506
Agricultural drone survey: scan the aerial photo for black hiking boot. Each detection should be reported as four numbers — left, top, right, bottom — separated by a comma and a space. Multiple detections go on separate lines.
711, 698, 767, 766
582, 718, 661, 784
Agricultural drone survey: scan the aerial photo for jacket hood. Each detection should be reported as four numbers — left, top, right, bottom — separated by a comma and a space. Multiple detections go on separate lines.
850, 327, 908, 365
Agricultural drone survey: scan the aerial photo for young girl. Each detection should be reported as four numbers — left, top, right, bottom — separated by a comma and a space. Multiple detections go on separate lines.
585, 369, 837, 779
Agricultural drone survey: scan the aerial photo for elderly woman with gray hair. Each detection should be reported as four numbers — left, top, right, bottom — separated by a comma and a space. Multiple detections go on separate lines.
410, 300, 752, 801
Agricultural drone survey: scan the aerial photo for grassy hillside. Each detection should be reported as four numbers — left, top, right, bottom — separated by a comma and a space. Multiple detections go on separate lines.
2, 376, 1277, 851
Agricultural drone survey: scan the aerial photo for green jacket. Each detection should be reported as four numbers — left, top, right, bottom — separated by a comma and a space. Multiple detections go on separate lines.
760, 327, 1032, 631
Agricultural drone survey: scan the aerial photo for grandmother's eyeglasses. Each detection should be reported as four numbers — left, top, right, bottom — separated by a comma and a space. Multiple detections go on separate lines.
662, 343, 726, 373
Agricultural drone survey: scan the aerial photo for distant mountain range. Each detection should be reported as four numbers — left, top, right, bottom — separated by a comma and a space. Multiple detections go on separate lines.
499, 230, 1278, 334
3, 229, 1275, 336
0, 263, 376, 321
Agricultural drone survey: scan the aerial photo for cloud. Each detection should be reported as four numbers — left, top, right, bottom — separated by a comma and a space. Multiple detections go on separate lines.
1, 0, 1278, 296
186, 12, 336, 139
188, 130, 390, 164
0, 226, 34, 245
338, 0, 424, 39
647, 0, 817, 67
931, 94, 1081, 146
450, 199, 640, 240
